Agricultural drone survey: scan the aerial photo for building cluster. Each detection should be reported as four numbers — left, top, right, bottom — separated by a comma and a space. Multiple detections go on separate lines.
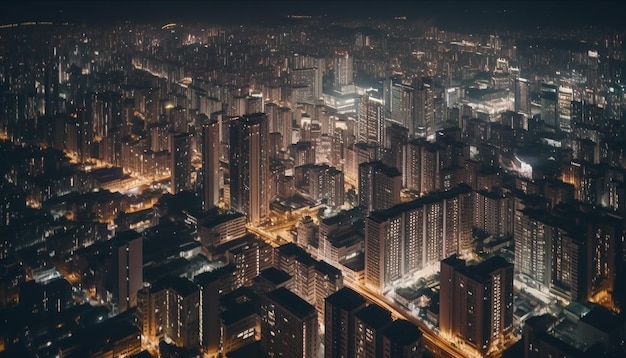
1, 9, 626, 358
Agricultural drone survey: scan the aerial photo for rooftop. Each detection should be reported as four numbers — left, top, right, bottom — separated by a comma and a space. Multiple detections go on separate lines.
266, 287, 316, 320
194, 264, 236, 286
315, 260, 343, 278
158, 276, 199, 297
276, 242, 317, 266
382, 319, 422, 345
369, 184, 472, 222
257, 267, 292, 285
326, 287, 366, 311
355, 303, 393, 329
579, 305, 625, 333
221, 302, 258, 326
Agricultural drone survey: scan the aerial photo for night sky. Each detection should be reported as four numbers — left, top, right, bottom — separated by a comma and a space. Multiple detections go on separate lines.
2, 1, 626, 32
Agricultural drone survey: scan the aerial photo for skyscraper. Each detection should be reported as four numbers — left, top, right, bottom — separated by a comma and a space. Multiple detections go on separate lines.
324, 287, 367, 358
550, 225, 586, 302
209, 234, 274, 289
473, 190, 514, 238
365, 185, 473, 294
381, 319, 424, 358
290, 67, 323, 104
113, 230, 143, 314
390, 81, 415, 130
170, 132, 192, 194
333, 51, 354, 90
229, 113, 269, 225
297, 215, 318, 251
195, 265, 237, 356
260, 287, 319, 358
558, 85, 573, 130
357, 93, 386, 151
358, 161, 402, 214
586, 213, 623, 311
540, 83, 559, 131
439, 255, 514, 356
219, 287, 262, 355
514, 78, 531, 116
202, 118, 220, 211
354, 303, 393, 358
514, 208, 553, 289
413, 77, 434, 137
136, 276, 200, 349
164, 277, 200, 349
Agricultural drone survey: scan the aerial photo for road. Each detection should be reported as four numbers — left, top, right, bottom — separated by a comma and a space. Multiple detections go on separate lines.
248, 222, 484, 358
344, 281, 478, 358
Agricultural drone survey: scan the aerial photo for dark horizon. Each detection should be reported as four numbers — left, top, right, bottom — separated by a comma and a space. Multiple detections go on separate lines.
2, 1, 626, 32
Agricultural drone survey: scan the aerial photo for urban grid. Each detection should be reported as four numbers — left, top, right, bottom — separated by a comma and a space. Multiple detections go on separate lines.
0, 1, 625, 358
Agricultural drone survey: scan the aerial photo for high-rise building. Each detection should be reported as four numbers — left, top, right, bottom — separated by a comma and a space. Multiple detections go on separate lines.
253, 267, 294, 294
403, 138, 424, 193
195, 265, 237, 356
91, 91, 122, 140
290, 54, 324, 103
514, 78, 531, 116
324, 287, 367, 358
540, 83, 559, 131
202, 118, 221, 211
65, 107, 93, 163
413, 77, 434, 137
207, 234, 274, 289
274, 243, 318, 303
357, 94, 386, 152
260, 287, 319, 358
19, 278, 72, 315
404, 138, 459, 196
229, 113, 270, 224
294, 164, 345, 209
558, 86, 573, 130
390, 81, 414, 130
419, 140, 442, 195
274, 243, 344, 324
334, 51, 354, 89
354, 303, 393, 358
386, 123, 409, 174
136, 276, 200, 349
246, 92, 264, 115
113, 230, 143, 314
514, 208, 553, 289
473, 190, 514, 238
550, 225, 586, 302
198, 211, 247, 247
439, 255, 514, 356
219, 287, 262, 356
56, 318, 142, 358
318, 208, 362, 264
165, 277, 201, 349
365, 185, 473, 294
381, 319, 424, 358
314, 260, 344, 327
358, 161, 402, 214
297, 215, 318, 251
170, 132, 192, 194
523, 307, 626, 358
585, 213, 624, 311
290, 67, 323, 104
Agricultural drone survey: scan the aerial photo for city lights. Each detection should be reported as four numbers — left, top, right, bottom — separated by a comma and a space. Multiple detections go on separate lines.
0, 2, 625, 358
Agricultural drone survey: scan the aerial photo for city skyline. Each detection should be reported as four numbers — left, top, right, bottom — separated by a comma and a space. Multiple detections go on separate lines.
1, 1, 625, 357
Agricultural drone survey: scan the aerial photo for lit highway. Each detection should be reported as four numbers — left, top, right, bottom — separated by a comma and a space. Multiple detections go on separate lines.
344, 281, 478, 358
